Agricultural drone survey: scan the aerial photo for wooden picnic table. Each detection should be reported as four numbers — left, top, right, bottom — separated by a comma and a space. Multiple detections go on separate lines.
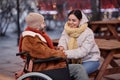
52, 39, 120, 80
95, 39, 120, 80
89, 20, 120, 41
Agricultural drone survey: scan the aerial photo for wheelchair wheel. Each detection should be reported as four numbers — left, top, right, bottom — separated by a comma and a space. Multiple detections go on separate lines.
17, 72, 53, 80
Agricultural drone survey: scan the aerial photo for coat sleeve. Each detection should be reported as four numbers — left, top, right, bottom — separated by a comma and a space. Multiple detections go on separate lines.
65, 34, 94, 59
64, 29, 98, 59
58, 30, 68, 50
21, 35, 66, 59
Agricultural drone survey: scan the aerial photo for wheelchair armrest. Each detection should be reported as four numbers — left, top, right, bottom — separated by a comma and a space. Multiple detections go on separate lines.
33, 57, 65, 64
16, 51, 29, 56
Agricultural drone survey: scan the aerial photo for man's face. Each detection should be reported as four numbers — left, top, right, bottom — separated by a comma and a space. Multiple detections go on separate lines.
39, 20, 46, 31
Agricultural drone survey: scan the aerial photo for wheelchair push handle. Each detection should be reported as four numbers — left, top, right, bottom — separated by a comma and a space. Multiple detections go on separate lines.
16, 51, 29, 56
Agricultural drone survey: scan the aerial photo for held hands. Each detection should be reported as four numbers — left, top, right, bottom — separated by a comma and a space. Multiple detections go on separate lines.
56, 46, 64, 51
55, 46, 66, 58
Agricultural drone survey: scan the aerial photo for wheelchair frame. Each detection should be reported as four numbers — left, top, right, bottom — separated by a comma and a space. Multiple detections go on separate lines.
17, 72, 53, 80
16, 52, 71, 80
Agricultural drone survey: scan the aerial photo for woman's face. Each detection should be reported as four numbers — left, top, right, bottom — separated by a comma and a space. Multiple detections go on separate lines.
67, 14, 80, 28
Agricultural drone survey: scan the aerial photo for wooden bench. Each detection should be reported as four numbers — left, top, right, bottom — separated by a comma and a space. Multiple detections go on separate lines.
89, 20, 120, 41
95, 39, 120, 80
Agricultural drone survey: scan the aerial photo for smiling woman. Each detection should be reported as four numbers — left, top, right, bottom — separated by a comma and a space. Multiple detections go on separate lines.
57, 9, 101, 75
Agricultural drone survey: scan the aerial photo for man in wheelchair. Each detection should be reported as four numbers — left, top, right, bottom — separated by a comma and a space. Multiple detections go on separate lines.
16, 12, 89, 80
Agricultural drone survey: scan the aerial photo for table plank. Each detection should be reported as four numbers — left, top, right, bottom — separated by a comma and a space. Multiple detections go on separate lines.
53, 39, 120, 50
95, 39, 120, 50
90, 20, 120, 24
90, 20, 120, 41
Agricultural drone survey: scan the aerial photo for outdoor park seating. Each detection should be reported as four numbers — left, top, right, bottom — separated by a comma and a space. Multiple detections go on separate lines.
52, 38, 120, 80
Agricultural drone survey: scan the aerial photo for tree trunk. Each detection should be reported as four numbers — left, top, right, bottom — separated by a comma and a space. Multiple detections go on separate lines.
90, 0, 102, 21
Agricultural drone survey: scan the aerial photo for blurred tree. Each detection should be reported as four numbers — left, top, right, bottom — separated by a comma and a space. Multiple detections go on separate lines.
90, 0, 102, 21
56, 0, 65, 21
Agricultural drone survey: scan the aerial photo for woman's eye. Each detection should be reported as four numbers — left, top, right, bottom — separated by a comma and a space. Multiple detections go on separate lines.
68, 19, 71, 21
72, 19, 76, 22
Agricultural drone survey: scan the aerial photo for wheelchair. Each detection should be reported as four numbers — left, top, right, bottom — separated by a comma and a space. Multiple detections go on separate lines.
17, 72, 52, 80
16, 52, 71, 80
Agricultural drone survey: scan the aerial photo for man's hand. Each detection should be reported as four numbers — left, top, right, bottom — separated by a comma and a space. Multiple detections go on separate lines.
57, 46, 64, 51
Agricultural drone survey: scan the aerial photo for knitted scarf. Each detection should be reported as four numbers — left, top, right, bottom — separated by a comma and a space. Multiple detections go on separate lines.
65, 22, 88, 63
19, 27, 54, 54
65, 22, 88, 49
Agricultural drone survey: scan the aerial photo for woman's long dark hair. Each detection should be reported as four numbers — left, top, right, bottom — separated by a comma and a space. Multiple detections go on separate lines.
68, 9, 82, 20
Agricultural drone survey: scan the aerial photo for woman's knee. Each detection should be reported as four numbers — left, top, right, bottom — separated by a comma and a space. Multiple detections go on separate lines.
82, 61, 100, 74
69, 64, 85, 72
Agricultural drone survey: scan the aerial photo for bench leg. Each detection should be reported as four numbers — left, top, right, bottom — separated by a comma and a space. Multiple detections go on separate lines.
95, 50, 115, 80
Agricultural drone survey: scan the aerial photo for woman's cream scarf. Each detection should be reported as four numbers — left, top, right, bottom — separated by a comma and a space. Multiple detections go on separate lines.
65, 22, 88, 63
65, 22, 88, 49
